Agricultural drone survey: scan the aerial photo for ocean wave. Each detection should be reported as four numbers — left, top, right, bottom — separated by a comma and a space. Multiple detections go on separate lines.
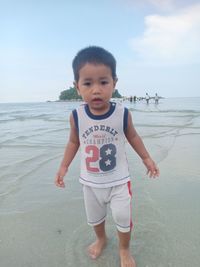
130, 108, 200, 115
0, 143, 64, 149
176, 132, 200, 137
0, 115, 68, 123
135, 122, 194, 128
0, 153, 62, 199
0, 118, 18, 123
0, 110, 26, 116
0, 127, 69, 145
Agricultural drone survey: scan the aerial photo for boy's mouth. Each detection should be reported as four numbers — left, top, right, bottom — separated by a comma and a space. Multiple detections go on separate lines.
92, 98, 103, 103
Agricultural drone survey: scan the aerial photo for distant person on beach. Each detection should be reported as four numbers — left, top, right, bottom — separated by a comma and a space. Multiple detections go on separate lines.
145, 93, 150, 104
55, 46, 159, 267
154, 93, 159, 104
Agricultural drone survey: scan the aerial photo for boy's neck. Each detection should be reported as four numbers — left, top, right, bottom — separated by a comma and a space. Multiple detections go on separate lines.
87, 101, 111, 116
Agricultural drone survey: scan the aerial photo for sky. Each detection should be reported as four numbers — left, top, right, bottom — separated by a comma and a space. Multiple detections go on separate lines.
1, 0, 200, 102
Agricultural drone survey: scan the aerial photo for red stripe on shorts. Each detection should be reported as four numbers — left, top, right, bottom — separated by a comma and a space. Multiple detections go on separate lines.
127, 181, 133, 230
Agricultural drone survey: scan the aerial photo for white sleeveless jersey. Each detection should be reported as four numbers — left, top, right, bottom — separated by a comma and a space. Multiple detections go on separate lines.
72, 102, 130, 188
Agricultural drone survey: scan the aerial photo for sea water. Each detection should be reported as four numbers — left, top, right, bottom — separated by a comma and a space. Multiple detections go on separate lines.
0, 98, 200, 267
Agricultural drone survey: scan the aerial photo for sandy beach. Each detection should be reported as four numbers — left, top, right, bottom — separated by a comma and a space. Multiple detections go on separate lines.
0, 98, 200, 267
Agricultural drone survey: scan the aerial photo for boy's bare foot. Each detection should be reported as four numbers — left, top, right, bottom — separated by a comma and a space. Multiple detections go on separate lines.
120, 249, 136, 267
87, 238, 107, 259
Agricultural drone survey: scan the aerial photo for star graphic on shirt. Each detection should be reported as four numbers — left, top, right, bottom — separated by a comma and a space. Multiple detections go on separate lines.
105, 148, 112, 155
105, 159, 111, 166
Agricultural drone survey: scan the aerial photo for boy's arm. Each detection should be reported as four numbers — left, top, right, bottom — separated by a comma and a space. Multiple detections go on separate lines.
125, 111, 159, 178
55, 113, 80, 187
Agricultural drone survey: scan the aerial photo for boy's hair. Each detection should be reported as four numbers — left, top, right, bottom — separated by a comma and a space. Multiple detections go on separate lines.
72, 46, 117, 82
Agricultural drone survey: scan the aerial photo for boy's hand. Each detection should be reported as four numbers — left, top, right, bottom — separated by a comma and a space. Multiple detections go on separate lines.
55, 166, 68, 188
143, 157, 159, 178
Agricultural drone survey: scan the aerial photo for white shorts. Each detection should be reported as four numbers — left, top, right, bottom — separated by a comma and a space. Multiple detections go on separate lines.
82, 181, 133, 233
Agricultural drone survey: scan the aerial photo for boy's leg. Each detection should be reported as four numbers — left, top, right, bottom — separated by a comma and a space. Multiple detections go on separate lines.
88, 220, 107, 259
110, 182, 136, 266
117, 230, 136, 267
82, 185, 108, 259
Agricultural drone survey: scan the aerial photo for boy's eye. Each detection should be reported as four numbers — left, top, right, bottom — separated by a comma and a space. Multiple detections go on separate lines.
83, 82, 91, 86
101, 81, 109, 85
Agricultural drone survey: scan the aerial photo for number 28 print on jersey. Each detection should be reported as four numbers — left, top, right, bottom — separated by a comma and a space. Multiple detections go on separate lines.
85, 144, 116, 172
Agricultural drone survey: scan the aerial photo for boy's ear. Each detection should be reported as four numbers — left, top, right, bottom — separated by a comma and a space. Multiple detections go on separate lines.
73, 81, 81, 95
113, 77, 118, 92
114, 77, 118, 87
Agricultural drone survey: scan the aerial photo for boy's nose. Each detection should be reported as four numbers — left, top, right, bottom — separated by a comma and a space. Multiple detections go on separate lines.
92, 85, 101, 94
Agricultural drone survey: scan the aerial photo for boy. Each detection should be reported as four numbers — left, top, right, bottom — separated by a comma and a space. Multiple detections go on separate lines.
55, 46, 159, 267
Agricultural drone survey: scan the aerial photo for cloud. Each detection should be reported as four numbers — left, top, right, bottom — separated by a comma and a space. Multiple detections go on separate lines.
122, 0, 200, 11
142, 0, 200, 10
140, 0, 175, 10
147, 0, 175, 10
129, 4, 200, 64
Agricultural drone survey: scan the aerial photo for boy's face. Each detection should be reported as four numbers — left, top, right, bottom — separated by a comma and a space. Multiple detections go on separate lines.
74, 63, 117, 114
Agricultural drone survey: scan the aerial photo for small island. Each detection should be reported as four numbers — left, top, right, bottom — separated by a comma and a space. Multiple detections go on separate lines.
58, 87, 122, 101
